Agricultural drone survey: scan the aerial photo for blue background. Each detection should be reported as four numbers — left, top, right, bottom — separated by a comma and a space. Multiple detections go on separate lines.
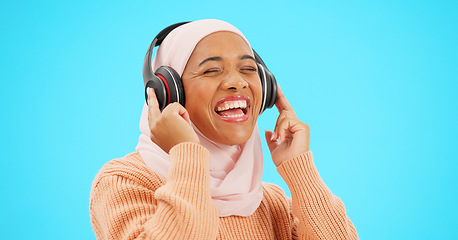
1, 0, 457, 239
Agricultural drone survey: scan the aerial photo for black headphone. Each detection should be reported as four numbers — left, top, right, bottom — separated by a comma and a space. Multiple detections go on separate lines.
143, 21, 277, 113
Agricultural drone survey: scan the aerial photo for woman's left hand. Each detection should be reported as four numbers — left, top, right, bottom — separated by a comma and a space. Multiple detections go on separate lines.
265, 85, 310, 167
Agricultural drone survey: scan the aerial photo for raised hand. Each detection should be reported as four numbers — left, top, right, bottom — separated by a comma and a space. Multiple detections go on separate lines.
147, 88, 200, 153
265, 85, 310, 167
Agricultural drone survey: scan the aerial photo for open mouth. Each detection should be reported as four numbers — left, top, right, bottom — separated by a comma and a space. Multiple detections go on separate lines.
214, 96, 250, 122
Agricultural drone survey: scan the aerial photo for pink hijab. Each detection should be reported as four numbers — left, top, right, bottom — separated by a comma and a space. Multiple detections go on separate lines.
135, 19, 263, 217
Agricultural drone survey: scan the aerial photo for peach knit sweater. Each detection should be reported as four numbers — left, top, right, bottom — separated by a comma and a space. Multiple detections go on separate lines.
90, 143, 358, 239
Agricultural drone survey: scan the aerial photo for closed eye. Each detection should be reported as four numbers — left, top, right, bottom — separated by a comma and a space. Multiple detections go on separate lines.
203, 68, 221, 75
240, 67, 257, 73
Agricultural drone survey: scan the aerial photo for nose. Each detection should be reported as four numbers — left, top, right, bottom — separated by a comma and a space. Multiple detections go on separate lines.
220, 72, 249, 91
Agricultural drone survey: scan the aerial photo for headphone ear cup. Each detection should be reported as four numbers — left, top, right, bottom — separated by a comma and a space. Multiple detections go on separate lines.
145, 76, 167, 110
257, 63, 275, 113
257, 63, 268, 113
155, 66, 186, 108
253, 49, 277, 113
265, 70, 277, 109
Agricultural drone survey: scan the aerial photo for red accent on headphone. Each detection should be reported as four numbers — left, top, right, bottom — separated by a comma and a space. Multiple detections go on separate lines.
156, 74, 171, 105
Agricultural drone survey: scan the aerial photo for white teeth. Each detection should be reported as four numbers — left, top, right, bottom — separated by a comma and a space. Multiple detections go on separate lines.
225, 114, 244, 118
215, 100, 247, 112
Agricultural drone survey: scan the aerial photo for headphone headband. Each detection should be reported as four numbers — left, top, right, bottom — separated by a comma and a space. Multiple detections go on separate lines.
143, 22, 190, 87
154, 21, 190, 46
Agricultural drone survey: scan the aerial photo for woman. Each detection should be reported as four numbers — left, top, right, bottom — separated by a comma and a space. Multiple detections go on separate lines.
90, 19, 358, 239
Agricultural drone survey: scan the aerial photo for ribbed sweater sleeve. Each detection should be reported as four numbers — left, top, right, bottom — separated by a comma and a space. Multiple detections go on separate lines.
90, 142, 219, 240
277, 151, 359, 240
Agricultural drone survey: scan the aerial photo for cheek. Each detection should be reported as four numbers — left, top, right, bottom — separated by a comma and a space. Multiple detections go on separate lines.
251, 79, 263, 111
183, 81, 215, 119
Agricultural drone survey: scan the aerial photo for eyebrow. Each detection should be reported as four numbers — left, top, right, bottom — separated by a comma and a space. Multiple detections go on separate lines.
239, 55, 256, 62
199, 56, 222, 66
198, 55, 256, 66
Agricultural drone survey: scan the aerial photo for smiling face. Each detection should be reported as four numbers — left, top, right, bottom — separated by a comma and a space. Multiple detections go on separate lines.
181, 31, 262, 145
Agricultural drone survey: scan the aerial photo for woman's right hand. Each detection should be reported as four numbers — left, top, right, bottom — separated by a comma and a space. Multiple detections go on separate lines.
147, 88, 200, 153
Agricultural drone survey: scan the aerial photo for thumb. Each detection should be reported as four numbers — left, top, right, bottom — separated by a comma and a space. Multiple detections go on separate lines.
264, 130, 279, 152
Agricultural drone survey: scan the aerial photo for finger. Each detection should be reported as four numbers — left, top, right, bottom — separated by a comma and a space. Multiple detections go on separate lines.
275, 84, 296, 116
175, 103, 192, 125
280, 128, 287, 144
179, 108, 192, 125
147, 88, 161, 119
277, 116, 308, 143
265, 130, 279, 152
275, 116, 298, 144
163, 102, 192, 125
273, 110, 294, 141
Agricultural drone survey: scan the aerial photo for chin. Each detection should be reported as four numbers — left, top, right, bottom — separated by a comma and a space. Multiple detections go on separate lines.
211, 127, 253, 145
222, 136, 251, 145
